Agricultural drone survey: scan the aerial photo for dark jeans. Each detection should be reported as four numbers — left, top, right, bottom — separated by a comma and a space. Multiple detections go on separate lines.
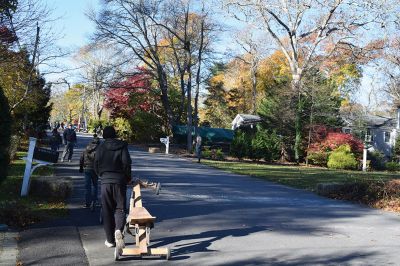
101, 183, 126, 243
62, 141, 74, 160
84, 169, 98, 206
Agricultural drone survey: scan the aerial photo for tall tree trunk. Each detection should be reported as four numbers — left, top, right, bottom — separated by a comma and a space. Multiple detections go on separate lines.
158, 68, 175, 130
177, 73, 185, 123
186, 69, 193, 153
293, 79, 302, 163
250, 64, 257, 114
194, 16, 205, 137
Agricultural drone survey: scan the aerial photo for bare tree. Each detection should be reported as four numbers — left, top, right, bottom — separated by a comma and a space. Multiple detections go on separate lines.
224, 0, 388, 161
90, 0, 217, 151
89, 0, 177, 129
233, 27, 270, 114
74, 43, 122, 120
160, 0, 216, 152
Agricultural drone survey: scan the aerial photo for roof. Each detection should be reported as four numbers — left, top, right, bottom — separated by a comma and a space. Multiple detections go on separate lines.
231, 114, 262, 130
343, 114, 397, 128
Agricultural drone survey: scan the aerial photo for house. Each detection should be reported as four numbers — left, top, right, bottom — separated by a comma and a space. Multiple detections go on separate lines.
231, 114, 262, 130
342, 110, 400, 157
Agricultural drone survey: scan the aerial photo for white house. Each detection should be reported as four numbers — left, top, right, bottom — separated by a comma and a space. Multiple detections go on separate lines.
342, 110, 400, 157
231, 114, 262, 130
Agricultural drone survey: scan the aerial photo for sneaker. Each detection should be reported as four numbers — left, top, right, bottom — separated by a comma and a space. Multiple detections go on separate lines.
68, 159, 71, 162
114, 230, 125, 254
60, 159, 64, 162
105, 240, 115, 248
83, 204, 90, 208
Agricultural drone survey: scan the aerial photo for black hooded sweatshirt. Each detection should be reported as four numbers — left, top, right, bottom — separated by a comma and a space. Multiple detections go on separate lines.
94, 139, 132, 185
79, 138, 100, 170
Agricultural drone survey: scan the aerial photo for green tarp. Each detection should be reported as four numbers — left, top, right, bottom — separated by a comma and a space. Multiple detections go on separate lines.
172, 125, 234, 144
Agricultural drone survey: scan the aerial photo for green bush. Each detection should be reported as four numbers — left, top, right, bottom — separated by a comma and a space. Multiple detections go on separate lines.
0, 86, 12, 180
385, 162, 400, 172
230, 130, 249, 160
215, 149, 225, 160
202, 147, 212, 159
113, 118, 133, 142
307, 151, 329, 166
88, 119, 109, 133
327, 144, 358, 170
369, 151, 386, 171
251, 129, 281, 162
129, 111, 164, 143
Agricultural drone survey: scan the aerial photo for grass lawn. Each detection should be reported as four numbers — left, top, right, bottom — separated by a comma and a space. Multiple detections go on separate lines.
202, 160, 400, 191
0, 152, 67, 228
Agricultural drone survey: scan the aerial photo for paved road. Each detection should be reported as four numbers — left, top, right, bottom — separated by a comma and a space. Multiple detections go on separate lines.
18, 134, 400, 265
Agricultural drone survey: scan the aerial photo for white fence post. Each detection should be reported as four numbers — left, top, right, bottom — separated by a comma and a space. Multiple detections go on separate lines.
362, 147, 368, 172
21, 137, 37, 196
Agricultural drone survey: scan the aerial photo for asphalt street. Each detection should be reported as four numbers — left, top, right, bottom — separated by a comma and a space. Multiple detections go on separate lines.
17, 133, 400, 265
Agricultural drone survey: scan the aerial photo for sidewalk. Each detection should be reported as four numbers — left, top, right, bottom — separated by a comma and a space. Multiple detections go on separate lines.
0, 228, 18, 266
17, 135, 92, 266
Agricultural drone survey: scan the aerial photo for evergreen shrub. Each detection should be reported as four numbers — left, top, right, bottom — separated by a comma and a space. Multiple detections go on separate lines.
230, 130, 249, 160
251, 129, 281, 162
307, 151, 329, 166
327, 144, 358, 170
385, 162, 400, 172
369, 151, 386, 171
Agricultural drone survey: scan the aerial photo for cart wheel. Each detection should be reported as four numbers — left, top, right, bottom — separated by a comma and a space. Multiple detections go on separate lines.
165, 248, 171, 260
114, 248, 120, 261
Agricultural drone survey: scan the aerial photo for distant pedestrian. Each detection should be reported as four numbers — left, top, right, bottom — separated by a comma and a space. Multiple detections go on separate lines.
61, 124, 77, 162
195, 135, 202, 163
94, 126, 131, 253
80, 134, 100, 210
50, 128, 62, 151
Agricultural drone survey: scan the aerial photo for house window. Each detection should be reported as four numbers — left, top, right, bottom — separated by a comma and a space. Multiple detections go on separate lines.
384, 131, 391, 143
344, 128, 351, 134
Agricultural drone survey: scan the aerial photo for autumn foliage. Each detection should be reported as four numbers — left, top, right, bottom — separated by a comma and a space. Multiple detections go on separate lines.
104, 69, 152, 118
307, 132, 364, 167
309, 132, 364, 154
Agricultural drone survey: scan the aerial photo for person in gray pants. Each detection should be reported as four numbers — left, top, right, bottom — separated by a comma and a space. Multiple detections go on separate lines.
61, 124, 77, 162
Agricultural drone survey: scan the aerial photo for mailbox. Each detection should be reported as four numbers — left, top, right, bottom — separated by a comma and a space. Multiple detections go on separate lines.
33, 147, 59, 163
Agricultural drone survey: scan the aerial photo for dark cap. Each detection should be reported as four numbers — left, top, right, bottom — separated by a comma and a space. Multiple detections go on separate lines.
103, 126, 116, 139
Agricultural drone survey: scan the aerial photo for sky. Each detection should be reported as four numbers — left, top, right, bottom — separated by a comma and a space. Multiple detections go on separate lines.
44, 0, 97, 48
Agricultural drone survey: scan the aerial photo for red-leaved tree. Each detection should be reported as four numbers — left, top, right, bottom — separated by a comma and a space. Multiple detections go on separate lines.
309, 132, 364, 154
104, 69, 152, 118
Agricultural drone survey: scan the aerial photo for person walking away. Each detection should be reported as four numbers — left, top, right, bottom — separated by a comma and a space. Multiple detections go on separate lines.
79, 134, 100, 210
195, 135, 202, 163
94, 126, 131, 254
50, 128, 62, 151
61, 124, 77, 162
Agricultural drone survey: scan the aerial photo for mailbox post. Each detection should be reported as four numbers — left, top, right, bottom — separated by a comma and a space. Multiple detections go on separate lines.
160, 137, 170, 154
21, 137, 37, 196
20, 137, 58, 196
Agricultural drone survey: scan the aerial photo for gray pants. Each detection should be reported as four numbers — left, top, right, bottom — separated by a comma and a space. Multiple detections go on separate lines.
62, 141, 74, 161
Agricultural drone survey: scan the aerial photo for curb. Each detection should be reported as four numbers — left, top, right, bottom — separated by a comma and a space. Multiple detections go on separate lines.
0, 231, 18, 266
